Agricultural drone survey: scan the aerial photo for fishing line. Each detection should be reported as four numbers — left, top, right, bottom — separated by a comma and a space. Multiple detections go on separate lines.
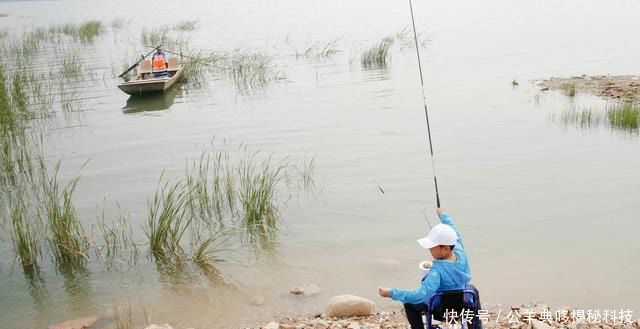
408, 0, 441, 208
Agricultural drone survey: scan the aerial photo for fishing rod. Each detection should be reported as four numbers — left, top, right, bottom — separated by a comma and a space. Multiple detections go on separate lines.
118, 44, 162, 78
408, 0, 441, 208
144, 46, 228, 69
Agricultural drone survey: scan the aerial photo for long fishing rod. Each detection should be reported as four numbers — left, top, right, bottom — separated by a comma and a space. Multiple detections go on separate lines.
118, 44, 161, 78
144, 46, 228, 69
408, 0, 441, 208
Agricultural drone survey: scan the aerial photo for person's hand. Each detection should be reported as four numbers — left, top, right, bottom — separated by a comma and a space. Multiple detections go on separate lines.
378, 287, 391, 298
437, 207, 444, 215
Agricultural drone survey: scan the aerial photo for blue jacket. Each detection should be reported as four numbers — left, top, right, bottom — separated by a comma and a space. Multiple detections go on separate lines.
390, 212, 471, 304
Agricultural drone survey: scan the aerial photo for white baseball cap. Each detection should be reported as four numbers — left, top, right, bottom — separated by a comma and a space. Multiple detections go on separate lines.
417, 224, 457, 249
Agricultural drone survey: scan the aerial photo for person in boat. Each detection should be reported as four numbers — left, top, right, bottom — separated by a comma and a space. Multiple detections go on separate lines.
378, 207, 482, 329
151, 48, 169, 78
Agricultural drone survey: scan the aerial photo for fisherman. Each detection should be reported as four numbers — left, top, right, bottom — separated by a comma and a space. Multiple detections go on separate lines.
378, 207, 481, 329
151, 47, 169, 77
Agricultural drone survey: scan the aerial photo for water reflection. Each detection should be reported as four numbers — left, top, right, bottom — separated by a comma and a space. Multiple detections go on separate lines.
122, 86, 183, 114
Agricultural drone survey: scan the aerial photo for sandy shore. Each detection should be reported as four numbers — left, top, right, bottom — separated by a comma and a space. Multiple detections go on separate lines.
537, 75, 640, 101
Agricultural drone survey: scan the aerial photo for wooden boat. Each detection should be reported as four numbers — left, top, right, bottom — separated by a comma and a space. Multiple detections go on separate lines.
118, 57, 182, 95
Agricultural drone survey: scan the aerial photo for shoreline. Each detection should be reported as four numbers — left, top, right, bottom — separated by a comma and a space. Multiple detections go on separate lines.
255, 305, 639, 329
537, 75, 640, 101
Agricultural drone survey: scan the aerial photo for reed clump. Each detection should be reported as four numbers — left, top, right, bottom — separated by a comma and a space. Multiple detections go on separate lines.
49, 20, 103, 43
297, 39, 341, 58
39, 160, 89, 267
564, 83, 576, 97
227, 52, 278, 92
174, 20, 198, 31
9, 187, 40, 268
553, 101, 639, 133
361, 36, 395, 69
608, 101, 639, 130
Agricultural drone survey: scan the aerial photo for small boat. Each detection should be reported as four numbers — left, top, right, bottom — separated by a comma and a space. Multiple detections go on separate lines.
118, 57, 183, 95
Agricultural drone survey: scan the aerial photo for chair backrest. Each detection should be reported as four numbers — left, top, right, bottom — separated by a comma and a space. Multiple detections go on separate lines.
167, 57, 179, 70
427, 285, 481, 329
138, 60, 152, 74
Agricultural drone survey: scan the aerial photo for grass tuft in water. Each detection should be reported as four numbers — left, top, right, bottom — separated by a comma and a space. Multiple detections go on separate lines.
608, 101, 639, 130
361, 36, 394, 69
554, 101, 639, 132
297, 39, 341, 58
49, 20, 103, 43
237, 153, 285, 244
144, 176, 191, 261
174, 20, 198, 31
39, 160, 89, 267
227, 52, 277, 92
60, 52, 84, 80
564, 83, 576, 97
9, 187, 40, 268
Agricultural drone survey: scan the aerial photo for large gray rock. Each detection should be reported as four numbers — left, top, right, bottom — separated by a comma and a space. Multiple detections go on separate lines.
48, 316, 97, 329
325, 295, 375, 318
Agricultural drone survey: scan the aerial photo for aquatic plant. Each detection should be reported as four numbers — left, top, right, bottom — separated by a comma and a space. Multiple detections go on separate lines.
190, 226, 233, 274
95, 202, 137, 260
9, 187, 40, 268
113, 304, 136, 329
227, 51, 277, 92
297, 39, 341, 58
174, 20, 198, 31
49, 20, 103, 43
361, 36, 394, 69
180, 50, 227, 86
237, 153, 286, 243
564, 83, 576, 97
608, 101, 639, 130
60, 52, 84, 80
111, 18, 126, 30
553, 102, 639, 132
145, 176, 192, 260
141, 26, 188, 51
39, 160, 89, 267
394, 26, 429, 50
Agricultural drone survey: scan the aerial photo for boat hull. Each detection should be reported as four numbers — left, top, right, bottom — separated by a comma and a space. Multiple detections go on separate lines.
118, 68, 182, 96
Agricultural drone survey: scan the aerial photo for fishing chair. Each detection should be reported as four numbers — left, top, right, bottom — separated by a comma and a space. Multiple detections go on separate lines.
424, 284, 482, 329
167, 57, 180, 71
138, 60, 152, 79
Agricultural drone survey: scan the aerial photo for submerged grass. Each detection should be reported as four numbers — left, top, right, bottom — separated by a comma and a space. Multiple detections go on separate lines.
361, 36, 394, 69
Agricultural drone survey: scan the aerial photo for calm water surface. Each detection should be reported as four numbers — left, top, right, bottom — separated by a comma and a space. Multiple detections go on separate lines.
0, 0, 639, 328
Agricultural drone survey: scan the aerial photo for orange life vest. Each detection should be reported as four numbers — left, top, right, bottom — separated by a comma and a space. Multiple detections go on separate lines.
152, 55, 167, 71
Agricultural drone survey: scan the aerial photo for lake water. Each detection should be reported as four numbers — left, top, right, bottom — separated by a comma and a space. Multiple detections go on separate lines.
0, 0, 639, 328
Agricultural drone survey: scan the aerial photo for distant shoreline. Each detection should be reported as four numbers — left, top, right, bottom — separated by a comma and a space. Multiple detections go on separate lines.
537, 75, 640, 101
